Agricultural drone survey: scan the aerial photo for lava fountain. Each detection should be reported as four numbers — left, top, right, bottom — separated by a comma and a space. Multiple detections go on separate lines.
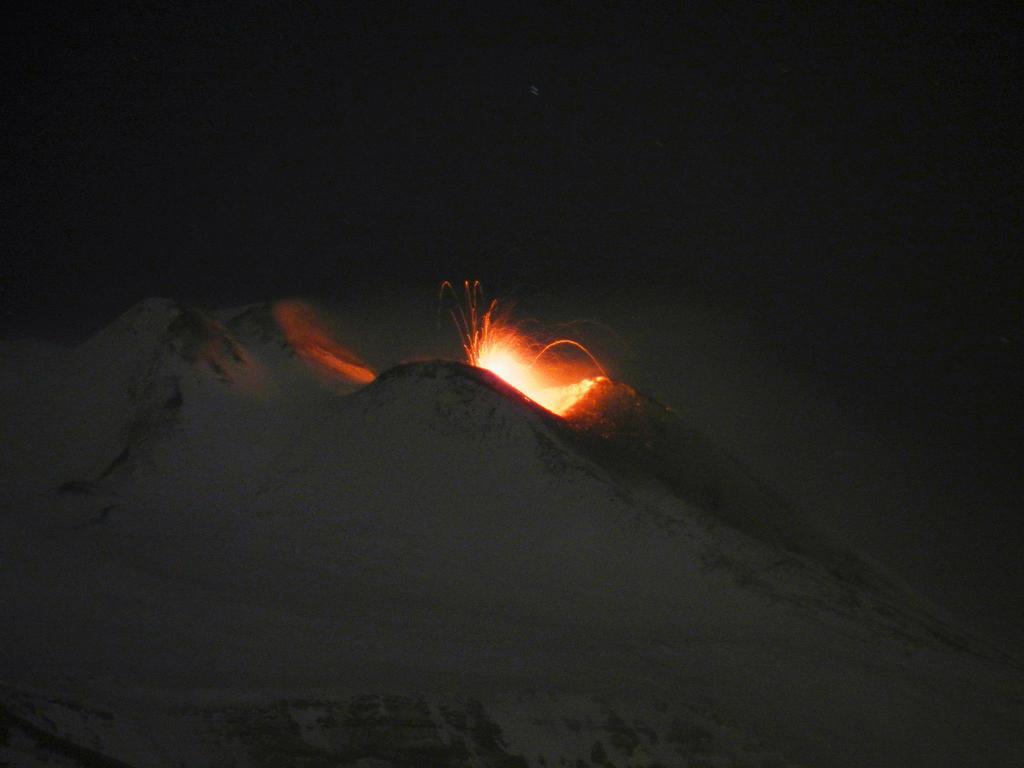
440, 280, 606, 416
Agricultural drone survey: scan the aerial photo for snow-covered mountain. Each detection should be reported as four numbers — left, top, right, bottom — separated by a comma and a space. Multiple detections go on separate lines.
1, 300, 1021, 767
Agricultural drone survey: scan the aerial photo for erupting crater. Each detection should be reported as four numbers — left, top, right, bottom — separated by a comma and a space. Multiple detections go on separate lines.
440, 280, 608, 416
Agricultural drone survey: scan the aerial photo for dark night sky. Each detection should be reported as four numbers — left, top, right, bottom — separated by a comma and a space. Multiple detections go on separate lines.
3, 5, 1022, 639
5, 5, 1020, 325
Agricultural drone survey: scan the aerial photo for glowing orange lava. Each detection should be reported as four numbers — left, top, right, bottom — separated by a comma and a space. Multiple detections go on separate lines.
272, 300, 376, 385
441, 280, 606, 415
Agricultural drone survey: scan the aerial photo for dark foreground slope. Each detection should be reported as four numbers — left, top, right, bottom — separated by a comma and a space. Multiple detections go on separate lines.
1, 301, 1021, 767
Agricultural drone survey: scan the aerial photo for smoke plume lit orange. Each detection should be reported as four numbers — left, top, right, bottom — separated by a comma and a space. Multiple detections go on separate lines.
441, 280, 606, 416
272, 300, 376, 385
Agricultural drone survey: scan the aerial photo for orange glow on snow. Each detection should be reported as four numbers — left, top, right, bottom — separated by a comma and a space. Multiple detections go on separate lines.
441, 281, 606, 415
272, 300, 376, 385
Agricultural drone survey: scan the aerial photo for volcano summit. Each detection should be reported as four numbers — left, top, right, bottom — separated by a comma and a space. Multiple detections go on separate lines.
0, 300, 1021, 767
